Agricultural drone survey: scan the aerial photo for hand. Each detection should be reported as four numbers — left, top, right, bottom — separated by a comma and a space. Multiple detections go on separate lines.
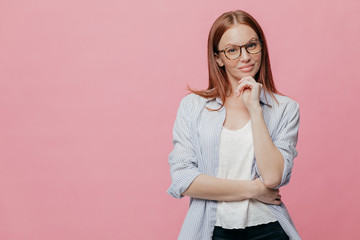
252, 178, 282, 205
235, 76, 262, 111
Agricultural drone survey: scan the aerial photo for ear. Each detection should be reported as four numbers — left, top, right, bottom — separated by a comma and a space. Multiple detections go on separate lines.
214, 53, 224, 67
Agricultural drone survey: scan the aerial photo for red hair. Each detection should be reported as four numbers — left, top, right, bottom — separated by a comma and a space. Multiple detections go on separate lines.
187, 10, 283, 111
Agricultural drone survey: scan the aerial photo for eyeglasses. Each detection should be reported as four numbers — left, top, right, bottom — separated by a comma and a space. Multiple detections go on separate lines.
217, 39, 262, 60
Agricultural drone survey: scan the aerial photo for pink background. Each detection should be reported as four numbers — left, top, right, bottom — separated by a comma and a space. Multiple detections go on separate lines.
1, 0, 359, 239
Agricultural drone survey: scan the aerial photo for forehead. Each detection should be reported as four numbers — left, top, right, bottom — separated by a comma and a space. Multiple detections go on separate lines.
218, 24, 258, 48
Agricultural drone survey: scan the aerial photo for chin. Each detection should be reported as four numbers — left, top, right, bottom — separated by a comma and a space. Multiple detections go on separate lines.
228, 69, 258, 81
239, 72, 256, 79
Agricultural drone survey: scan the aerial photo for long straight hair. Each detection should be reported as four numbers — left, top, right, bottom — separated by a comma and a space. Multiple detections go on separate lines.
187, 10, 283, 111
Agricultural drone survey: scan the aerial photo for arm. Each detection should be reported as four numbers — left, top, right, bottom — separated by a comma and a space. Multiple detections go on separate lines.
182, 174, 256, 202
166, 96, 281, 204
249, 101, 300, 189
184, 175, 282, 205
166, 96, 202, 199
166, 96, 256, 201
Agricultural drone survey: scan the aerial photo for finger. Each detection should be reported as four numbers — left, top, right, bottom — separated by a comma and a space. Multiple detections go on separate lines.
239, 76, 262, 87
237, 81, 262, 96
238, 76, 255, 84
239, 80, 260, 89
246, 77, 256, 83
237, 78, 254, 87
237, 79, 248, 89
235, 81, 256, 96
238, 76, 252, 83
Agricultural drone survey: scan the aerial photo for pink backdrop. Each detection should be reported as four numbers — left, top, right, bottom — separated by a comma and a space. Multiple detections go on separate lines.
1, 0, 359, 239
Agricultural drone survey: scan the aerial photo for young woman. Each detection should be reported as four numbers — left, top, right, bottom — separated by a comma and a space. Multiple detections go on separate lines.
167, 10, 301, 240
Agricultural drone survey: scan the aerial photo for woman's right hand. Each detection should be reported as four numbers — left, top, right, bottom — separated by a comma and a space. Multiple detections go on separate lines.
252, 178, 282, 205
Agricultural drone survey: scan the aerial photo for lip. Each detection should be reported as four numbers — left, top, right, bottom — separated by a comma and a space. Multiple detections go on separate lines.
238, 64, 254, 72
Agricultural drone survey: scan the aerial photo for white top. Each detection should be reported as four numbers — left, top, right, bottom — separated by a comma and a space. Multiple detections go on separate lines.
215, 119, 277, 229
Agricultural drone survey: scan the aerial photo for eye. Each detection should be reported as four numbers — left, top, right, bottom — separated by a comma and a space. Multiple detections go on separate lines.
226, 46, 240, 54
247, 42, 257, 48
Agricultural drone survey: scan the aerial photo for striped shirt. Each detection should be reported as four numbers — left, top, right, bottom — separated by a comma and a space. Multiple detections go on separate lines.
166, 88, 301, 240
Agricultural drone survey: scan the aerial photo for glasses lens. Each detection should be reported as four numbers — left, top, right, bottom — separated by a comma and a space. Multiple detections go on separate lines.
246, 40, 262, 54
225, 46, 240, 60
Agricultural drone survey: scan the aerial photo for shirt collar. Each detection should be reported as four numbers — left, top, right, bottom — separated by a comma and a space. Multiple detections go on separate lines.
207, 88, 272, 107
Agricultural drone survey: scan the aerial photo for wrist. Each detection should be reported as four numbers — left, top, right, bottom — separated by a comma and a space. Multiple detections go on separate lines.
248, 104, 262, 117
249, 179, 260, 199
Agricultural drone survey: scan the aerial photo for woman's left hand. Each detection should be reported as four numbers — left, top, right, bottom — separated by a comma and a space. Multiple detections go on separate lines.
235, 76, 262, 111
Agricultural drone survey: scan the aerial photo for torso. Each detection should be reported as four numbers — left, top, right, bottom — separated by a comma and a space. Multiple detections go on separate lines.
223, 98, 251, 130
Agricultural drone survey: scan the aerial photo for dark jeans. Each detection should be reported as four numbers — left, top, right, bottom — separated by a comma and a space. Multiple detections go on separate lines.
212, 221, 289, 240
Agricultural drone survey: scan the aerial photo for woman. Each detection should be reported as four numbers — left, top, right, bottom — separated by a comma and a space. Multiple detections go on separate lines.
167, 10, 301, 240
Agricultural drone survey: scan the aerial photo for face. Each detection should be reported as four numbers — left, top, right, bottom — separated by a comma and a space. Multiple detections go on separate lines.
215, 24, 262, 83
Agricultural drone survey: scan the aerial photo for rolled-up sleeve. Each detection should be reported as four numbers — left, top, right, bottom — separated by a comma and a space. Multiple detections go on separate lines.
166, 97, 202, 199
271, 101, 300, 189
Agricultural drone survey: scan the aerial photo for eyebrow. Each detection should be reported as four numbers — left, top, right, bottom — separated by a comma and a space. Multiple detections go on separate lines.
224, 37, 258, 47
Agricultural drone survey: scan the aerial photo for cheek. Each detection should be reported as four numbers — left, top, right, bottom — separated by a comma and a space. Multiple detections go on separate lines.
254, 55, 262, 69
225, 60, 238, 69
257, 54, 262, 64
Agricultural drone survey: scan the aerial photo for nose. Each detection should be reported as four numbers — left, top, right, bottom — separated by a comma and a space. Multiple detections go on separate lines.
239, 46, 251, 61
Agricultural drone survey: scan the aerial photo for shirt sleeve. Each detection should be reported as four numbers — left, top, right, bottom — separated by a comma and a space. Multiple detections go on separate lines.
272, 101, 300, 189
166, 97, 202, 199
254, 100, 300, 189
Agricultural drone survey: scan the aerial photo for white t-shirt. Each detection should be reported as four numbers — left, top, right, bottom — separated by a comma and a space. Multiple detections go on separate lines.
215, 119, 277, 229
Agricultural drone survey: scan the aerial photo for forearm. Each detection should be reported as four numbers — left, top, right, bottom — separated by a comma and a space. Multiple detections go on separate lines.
182, 174, 256, 202
249, 105, 283, 188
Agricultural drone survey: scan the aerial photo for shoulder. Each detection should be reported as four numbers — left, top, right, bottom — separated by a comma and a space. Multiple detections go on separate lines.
179, 93, 208, 110
181, 92, 208, 103
269, 93, 300, 122
174, 93, 208, 124
263, 92, 300, 137
270, 92, 299, 112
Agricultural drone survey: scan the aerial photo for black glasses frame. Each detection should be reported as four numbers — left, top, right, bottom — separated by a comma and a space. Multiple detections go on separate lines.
217, 39, 263, 60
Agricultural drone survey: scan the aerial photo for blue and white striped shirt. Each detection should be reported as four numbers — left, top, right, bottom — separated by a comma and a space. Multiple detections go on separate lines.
167, 88, 301, 240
